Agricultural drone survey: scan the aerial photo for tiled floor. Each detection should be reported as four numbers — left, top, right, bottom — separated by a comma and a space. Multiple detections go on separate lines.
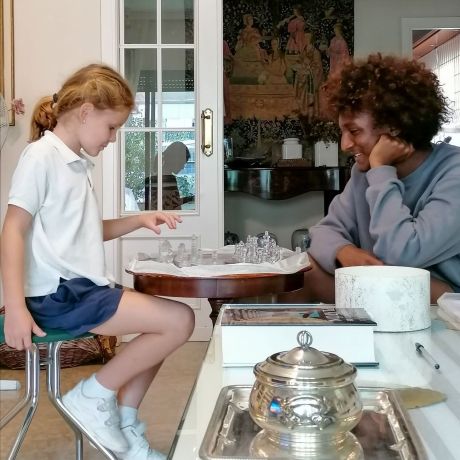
0, 341, 208, 460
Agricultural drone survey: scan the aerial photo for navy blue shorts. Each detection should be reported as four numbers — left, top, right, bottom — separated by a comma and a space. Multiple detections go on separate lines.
26, 278, 123, 337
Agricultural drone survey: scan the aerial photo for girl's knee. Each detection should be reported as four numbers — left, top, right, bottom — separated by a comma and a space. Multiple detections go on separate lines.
170, 301, 195, 341
181, 302, 195, 339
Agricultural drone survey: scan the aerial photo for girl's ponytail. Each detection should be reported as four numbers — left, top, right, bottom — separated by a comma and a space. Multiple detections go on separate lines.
29, 96, 57, 142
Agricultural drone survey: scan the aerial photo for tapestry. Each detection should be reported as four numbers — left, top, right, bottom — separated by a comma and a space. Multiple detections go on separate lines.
223, 0, 354, 156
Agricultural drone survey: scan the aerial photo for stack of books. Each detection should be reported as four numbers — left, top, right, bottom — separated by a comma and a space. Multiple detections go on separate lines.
218, 304, 378, 367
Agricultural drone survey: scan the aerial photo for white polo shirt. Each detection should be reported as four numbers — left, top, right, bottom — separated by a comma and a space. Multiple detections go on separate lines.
8, 131, 109, 297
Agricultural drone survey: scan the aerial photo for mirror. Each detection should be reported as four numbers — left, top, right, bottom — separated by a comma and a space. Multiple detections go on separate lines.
402, 17, 460, 145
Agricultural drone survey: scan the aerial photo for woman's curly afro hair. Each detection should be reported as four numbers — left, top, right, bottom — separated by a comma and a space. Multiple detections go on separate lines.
323, 53, 451, 149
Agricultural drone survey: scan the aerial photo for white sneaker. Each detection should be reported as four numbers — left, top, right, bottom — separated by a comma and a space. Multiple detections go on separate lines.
120, 422, 166, 460
62, 380, 128, 453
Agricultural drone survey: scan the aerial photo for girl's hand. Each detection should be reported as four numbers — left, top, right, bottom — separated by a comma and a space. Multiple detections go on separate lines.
4, 306, 46, 350
369, 134, 415, 168
140, 211, 182, 234
336, 244, 384, 267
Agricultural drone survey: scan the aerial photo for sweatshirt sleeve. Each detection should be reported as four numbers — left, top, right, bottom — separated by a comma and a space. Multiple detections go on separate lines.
366, 162, 460, 268
308, 168, 362, 274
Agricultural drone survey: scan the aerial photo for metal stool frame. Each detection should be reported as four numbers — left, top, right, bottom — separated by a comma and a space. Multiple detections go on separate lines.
0, 321, 117, 460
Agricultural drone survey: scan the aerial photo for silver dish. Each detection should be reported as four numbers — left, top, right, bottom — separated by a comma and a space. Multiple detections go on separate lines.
199, 386, 427, 460
249, 330, 362, 456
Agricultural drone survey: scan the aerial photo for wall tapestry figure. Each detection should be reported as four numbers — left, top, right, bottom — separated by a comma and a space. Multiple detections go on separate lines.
223, 0, 353, 152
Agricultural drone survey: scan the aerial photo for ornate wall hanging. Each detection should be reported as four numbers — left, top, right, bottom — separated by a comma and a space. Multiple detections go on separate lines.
223, 0, 354, 156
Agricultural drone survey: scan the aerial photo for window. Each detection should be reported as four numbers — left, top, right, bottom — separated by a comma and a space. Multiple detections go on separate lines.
417, 31, 460, 145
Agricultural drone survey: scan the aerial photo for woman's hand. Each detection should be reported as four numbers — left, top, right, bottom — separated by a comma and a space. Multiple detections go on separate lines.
4, 305, 46, 350
139, 211, 182, 234
336, 244, 384, 267
369, 134, 414, 168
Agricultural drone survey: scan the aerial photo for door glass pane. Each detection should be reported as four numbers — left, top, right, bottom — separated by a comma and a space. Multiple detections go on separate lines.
161, 132, 196, 211
124, 0, 157, 44
121, 0, 196, 214
125, 49, 158, 128
161, 0, 194, 44
124, 131, 158, 212
162, 49, 195, 128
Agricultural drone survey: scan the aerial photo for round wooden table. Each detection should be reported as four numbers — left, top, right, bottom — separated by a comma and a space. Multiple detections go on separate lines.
126, 268, 310, 326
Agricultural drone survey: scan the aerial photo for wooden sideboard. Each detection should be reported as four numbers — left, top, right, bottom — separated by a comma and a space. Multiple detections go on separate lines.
224, 166, 351, 214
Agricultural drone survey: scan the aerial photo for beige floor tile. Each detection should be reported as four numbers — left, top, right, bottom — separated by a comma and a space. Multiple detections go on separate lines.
0, 341, 207, 460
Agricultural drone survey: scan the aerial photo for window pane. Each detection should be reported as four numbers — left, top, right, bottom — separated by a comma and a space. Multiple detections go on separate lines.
124, 0, 157, 44
124, 131, 158, 212
161, 0, 194, 44
162, 49, 195, 128
124, 49, 158, 128
161, 133, 196, 211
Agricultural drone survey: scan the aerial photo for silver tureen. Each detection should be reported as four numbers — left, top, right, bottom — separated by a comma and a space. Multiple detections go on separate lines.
248, 330, 364, 459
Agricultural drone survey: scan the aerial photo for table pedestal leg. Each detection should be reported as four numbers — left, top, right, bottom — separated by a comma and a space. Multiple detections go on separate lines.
208, 298, 231, 326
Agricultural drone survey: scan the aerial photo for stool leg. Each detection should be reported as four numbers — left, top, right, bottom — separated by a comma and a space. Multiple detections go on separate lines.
46, 341, 117, 460
0, 344, 40, 460
0, 347, 34, 429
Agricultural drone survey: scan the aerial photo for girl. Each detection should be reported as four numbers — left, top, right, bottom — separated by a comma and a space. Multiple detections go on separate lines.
1, 63, 195, 460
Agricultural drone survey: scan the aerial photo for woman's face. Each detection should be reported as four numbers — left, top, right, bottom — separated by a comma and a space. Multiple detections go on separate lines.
338, 111, 387, 171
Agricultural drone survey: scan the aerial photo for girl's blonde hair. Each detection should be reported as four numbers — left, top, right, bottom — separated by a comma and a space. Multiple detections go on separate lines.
30, 63, 134, 141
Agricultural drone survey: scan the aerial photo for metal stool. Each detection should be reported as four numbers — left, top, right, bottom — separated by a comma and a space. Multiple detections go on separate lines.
0, 315, 117, 460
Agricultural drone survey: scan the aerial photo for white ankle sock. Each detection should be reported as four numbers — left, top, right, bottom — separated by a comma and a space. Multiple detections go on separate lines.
82, 373, 116, 399
119, 405, 139, 428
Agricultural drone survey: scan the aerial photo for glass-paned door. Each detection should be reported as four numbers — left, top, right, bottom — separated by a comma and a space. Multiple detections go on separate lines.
101, 0, 223, 339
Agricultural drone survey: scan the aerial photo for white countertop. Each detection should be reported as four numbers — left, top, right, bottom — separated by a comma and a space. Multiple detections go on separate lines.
168, 313, 460, 460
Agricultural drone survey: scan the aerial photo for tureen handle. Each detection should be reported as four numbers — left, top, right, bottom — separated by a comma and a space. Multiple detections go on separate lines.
297, 330, 313, 350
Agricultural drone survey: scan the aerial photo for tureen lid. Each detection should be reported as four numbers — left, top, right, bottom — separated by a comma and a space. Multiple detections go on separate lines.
254, 330, 356, 386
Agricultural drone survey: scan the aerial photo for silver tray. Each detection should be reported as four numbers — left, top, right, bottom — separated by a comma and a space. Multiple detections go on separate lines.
199, 386, 427, 460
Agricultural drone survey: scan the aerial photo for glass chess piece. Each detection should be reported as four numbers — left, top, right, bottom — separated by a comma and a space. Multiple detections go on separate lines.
291, 228, 311, 252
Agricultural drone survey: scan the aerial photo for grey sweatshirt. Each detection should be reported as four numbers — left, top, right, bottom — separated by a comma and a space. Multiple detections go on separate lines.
309, 142, 460, 292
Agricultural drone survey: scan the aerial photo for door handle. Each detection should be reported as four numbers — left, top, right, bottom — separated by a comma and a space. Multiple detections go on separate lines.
201, 108, 213, 157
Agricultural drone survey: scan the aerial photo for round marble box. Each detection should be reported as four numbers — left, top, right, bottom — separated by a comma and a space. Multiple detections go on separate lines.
335, 266, 431, 332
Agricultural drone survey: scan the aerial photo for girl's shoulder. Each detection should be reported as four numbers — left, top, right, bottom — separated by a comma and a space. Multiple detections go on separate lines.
20, 132, 65, 164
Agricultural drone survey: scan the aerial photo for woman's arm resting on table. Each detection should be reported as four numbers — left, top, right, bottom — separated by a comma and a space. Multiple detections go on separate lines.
336, 244, 384, 267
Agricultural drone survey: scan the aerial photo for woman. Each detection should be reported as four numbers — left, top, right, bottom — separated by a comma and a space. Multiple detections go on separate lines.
293, 54, 458, 304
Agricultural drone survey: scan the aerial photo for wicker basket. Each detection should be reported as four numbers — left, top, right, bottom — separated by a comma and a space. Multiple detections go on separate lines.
0, 307, 117, 369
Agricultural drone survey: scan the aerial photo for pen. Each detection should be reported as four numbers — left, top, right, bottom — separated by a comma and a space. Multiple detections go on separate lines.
415, 342, 440, 370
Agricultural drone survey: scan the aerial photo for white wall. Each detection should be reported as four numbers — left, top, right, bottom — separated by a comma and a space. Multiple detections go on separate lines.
0, 0, 101, 303
225, 0, 460, 248
354, 0, 460, 57
1, 0, 102, 227
225, 192, 324, 249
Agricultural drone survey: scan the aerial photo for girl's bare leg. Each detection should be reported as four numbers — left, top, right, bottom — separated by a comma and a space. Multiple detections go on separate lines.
89, 290, 195, 406
117, 364, 161, 409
